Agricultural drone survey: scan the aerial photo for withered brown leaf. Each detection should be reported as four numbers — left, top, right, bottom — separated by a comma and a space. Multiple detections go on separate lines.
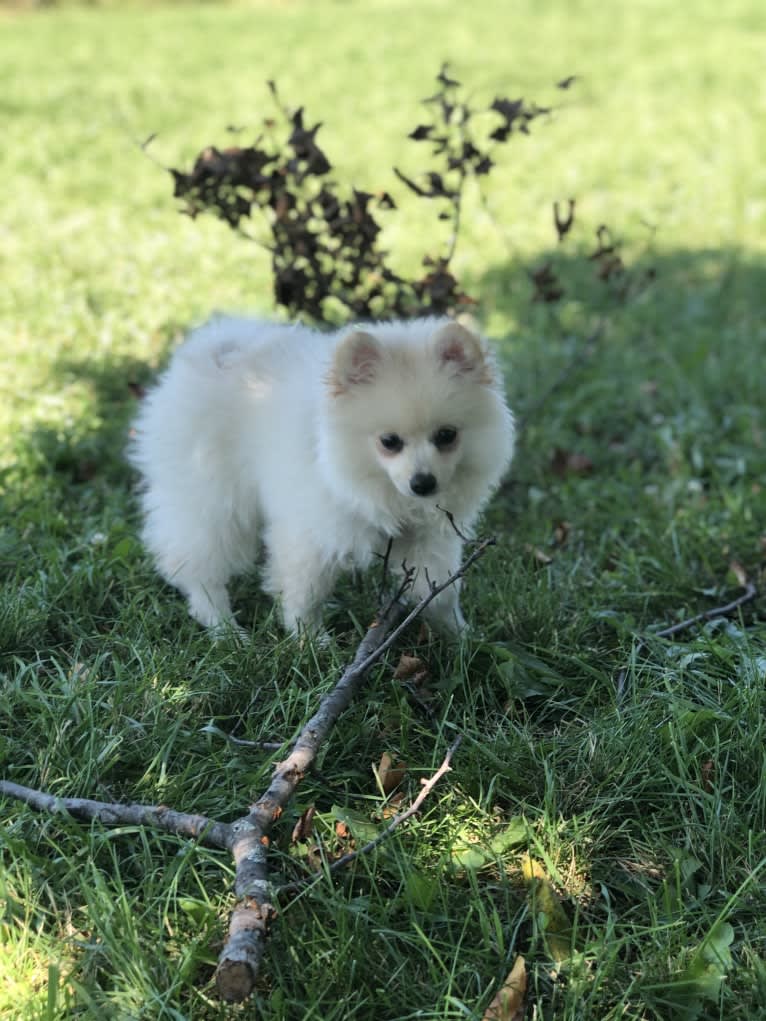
482, 955, 527, 1021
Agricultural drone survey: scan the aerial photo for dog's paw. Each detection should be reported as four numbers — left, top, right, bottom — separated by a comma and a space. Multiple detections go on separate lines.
209, 619, 250, 644
296, 625, 333, 650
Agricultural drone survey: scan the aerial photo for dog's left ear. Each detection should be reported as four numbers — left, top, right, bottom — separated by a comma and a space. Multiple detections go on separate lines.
433, 321, 491, 381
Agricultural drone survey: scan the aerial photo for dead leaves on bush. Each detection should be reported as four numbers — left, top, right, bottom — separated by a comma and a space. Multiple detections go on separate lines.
169, 66, 558, 324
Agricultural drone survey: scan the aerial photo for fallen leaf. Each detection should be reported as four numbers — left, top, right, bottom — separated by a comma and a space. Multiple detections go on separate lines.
729, 560, 748, 587
331, 805, 379, 846
376, 752, 407, 794
524, 544, 553, 567
416, 622, 431, 644
521, 855, 546, 881
403, 868, 438, 911
521, 854, 571, 962
381, 791, 406, 818
551, 447, 594, 478
700, 760, 714, 793
393, 654, 427, 680
451, 818, 527, 870
483, 955, 527, 1020
553, 520, 572, 546
291, 805, 316, 844
665, 921, 734, 1017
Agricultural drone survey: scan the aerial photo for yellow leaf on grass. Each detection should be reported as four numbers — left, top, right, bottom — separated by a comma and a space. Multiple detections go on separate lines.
521, 854, 546, 882
483, 955, 527, 1021
521, 854, 572, 962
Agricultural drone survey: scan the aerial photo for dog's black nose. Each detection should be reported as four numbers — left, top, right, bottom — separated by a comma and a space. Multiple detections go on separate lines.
410, 472, 437, 496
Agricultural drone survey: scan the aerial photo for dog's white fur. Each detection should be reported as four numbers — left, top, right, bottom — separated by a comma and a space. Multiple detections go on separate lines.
129, 315, 514, 635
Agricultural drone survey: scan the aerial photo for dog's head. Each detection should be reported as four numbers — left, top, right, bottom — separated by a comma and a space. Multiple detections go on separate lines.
322, 318, 514, 526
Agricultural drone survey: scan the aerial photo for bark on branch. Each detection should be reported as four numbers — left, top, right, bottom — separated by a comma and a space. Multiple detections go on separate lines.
215, 594, 408, 1001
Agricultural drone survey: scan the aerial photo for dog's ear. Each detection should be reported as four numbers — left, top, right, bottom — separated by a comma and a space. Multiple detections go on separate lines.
433, 321, 490, 381
329, 330, 382, 394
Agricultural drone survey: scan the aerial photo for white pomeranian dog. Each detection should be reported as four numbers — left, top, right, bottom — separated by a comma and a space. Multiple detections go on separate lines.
129, 315, 514, 636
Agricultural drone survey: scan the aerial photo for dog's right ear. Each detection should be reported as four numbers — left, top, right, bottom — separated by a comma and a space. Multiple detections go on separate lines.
328, 330, 381, 395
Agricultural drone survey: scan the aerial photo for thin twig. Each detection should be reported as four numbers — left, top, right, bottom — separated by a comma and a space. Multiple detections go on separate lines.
225, 735, 286, 752
352, 536, 496, 680
653, 582, 757, 640
375, 536, 395, 602
279, 735, 463, 899
436, 504, 473, 543
615, 582, 758, 700
199, 722, 287, 752
445, 167, 467, 264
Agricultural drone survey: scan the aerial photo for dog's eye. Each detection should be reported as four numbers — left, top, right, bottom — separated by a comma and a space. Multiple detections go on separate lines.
432, 426, 458, 450
379, 433, 404, 453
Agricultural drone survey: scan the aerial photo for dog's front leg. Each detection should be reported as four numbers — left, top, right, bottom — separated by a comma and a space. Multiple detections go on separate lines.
389, 531, 466, 633
264, 525, 340, 635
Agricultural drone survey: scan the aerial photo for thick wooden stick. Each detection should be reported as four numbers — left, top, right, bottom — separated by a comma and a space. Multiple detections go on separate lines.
215, 597, 407, 1001
215, 537, 496, 1002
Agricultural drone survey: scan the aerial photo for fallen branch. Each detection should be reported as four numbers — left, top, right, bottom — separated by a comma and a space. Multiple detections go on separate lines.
652, 581, 757, 640
615, 581, 758, 699
278, 734, 463, 899
215, 538, 494, 1001
215, 593, 408, 1001
0, 537, 496, 1003
0, 782, 231, 849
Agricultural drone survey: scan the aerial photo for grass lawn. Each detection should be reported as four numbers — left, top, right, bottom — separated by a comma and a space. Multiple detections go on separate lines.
1, 0, 765, 1017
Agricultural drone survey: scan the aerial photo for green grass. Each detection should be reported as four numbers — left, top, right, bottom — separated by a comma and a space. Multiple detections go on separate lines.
1, 0, 765, 1018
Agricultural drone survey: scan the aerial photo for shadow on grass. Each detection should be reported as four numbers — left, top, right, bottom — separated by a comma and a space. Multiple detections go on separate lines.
476, 243, 766, 356
19, 244, 766, 474
7, 242, 765, 555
